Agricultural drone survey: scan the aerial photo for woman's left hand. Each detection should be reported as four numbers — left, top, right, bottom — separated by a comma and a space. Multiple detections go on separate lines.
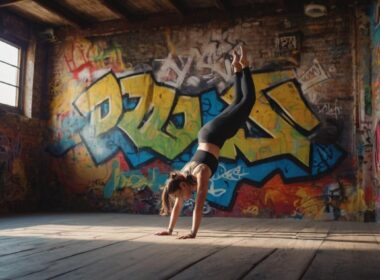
177, 232, 196, 239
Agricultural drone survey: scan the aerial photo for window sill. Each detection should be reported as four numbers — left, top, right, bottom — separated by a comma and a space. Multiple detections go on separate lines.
0, 103, 22, 115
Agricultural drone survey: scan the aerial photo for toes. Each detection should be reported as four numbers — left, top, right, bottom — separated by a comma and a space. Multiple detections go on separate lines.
232, 50, 239, 59
240, 46, 247, 59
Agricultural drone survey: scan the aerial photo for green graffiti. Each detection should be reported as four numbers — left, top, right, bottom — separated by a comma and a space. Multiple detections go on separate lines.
118, 74, 201, 159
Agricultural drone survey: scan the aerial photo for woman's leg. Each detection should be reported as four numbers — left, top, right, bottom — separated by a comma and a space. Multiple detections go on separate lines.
197, 47, 255, 147
231, 50, 243, 106
240, 46, 255, 107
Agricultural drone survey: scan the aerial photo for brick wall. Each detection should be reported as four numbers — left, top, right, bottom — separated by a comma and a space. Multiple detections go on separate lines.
0, 11, 48, 213
31, 4, 368, 220
45, 5, 371, 220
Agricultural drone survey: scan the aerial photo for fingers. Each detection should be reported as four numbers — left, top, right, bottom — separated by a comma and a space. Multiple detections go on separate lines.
177, 235, 188, 239
177, 233, 195, 239
155, 231, 170, 236
155, 231, 195, 238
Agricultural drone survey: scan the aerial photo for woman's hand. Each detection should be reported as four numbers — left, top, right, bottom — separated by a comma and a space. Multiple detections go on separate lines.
155, 230, 172, 236
177, 231, 196, 239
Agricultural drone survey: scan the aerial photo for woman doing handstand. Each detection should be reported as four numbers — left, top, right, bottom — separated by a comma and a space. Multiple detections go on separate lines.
155, 46, 255, 239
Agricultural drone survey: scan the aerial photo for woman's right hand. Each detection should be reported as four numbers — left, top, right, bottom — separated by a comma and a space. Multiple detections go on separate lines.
155, 230, 172, 236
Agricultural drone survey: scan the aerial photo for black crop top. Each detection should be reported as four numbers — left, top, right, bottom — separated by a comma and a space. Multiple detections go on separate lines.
190, 150, 218, 176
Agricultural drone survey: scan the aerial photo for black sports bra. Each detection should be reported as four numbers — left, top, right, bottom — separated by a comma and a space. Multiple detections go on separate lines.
189, 150, 218, 176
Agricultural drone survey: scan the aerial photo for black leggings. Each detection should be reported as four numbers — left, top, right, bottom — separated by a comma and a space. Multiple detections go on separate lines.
198, 67, 255, 148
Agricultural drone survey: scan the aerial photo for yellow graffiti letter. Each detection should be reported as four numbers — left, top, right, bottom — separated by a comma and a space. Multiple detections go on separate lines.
74, 72, 122, 136
221, 70, 318, 167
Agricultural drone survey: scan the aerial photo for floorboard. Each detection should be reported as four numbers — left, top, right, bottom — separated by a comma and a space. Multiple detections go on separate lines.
0, 213, 378, 280
301, 221, 380, 280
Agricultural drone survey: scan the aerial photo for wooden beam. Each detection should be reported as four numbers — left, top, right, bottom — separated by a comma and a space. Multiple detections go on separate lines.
98, 0, 138, 21
0, 0, 28, 8
215, 0, 232, 11
33, 0, 90, 28
167, 0, 188, 16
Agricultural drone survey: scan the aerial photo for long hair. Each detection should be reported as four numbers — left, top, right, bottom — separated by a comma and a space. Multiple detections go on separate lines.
160, 171, 196, 216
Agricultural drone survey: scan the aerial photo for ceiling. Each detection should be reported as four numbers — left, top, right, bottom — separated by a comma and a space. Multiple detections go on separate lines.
0, 0, 367, 30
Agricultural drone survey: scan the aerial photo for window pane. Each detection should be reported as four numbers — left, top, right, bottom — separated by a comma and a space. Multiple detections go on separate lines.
0, 83, 17, 106
0, 62, 19, 86
0, 40, 19, 65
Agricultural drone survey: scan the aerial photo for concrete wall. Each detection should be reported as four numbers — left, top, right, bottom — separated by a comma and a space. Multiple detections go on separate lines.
46, 6, 373, 220
0, 11, 48, 213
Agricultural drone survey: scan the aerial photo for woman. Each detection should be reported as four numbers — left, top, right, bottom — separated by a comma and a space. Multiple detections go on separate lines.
155, 46, 255, 239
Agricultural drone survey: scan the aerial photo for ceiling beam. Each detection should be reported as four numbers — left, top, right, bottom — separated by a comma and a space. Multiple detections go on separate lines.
0, 0, 28, 8
67, 5, 277, 37
215, 0, 232, 11
99, 0, 138, 21
167, 0, 188, 16
33, 0, 90, 28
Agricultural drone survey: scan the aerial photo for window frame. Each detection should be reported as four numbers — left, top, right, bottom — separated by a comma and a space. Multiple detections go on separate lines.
0, 36, 26, 113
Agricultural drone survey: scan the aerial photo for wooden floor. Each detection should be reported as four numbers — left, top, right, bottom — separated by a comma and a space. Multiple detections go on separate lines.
0, 213, 379, 280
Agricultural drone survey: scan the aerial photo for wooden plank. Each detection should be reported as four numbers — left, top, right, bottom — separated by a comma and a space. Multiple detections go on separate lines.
167, 0, 187, 16
215, 0, 232, 11
0, 231, 151, 279
50, 217, 262, 280
0, 237, 66, 257
0, 213, 162, 278
370, 222, 380, 243
53, 236, 242, 280
33, 0, 90, 27
302, 221, 380, 280
0, 0, 27, 8
1, 214, 377, 280
171, 238, 276, 280
116, 218, 276, 279
98, 0, 139, 21
0, 215, 224, 279
50, 218, 288, 280
240, 221, 330, 280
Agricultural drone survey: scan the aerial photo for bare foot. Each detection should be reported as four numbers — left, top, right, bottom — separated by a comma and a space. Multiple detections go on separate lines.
232, 50, 242, 73
239, 45, 249, 68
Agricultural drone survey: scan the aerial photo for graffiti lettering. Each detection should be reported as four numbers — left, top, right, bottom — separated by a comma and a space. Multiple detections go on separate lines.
64, 39, 127, 81
50, 69, 346, 209
154, 53, 194, 88
74, 72, 123, 137
209, 164, 249, 197
221, 74, 319, 167
154, 34, 245, 93
317, 100, 343, 119
118, 73, 201, 159
298, 59, 329, 90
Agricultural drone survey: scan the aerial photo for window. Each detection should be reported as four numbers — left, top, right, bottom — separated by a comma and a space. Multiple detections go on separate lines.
0, 39, 21, 107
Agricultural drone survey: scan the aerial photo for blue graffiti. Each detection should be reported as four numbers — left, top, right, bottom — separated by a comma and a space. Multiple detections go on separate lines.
206, 143, 345, 208
103, 161, 168, 198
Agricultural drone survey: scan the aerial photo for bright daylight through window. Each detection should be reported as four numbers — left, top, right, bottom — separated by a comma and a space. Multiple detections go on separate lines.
0, 39, 21, 107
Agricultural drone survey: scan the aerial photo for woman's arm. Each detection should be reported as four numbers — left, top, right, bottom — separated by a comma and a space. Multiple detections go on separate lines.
156, 197, 183, 235
168, 197, 183, 232
179, 168, 210, 239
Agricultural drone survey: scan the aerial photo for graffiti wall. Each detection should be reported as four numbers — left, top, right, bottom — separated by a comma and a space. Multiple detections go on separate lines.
47, 10, 370, 220
371, 0, 380, 221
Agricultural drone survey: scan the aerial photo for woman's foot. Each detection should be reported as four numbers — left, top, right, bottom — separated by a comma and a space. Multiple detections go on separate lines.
232, 50, 242, 73
239, 46, 249, 68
